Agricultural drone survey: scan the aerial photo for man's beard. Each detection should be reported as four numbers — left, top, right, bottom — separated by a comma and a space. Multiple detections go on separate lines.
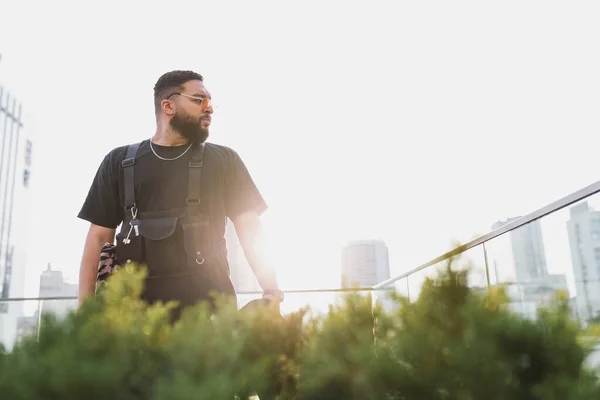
169, 112, 209, 143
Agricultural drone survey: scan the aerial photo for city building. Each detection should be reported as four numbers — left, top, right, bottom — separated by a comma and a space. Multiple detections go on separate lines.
341, 239, 394, 311
38, 263, 78, 318
341, 239, 390, 288
13, 263, 77, 346
492, 217, 568, 320
566, 201, 600, 321
492, 217, 548, 282
503, 274, 569, 320
15, 313, 37, 344
0, 81, 35, 350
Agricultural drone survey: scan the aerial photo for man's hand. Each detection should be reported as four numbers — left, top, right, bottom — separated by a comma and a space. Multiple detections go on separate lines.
262, 289, 284, 304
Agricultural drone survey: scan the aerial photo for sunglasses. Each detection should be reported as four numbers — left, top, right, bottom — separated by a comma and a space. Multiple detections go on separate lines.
168, 93, 217, 109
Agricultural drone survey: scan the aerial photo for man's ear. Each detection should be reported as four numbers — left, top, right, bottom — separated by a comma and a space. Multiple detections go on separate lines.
161, 99, 176, 116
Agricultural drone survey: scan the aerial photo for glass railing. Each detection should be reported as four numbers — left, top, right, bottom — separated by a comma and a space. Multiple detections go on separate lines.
0, 284, 405, 352
375, 179, 600, 328
0, 297, 78, 351
236, 281, 408, 317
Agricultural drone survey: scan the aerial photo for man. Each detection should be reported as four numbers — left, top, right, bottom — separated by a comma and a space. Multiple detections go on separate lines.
77, 70, 282, 319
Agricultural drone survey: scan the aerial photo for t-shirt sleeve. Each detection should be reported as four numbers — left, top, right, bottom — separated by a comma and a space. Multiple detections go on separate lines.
77, 151, 123, 229
224, 150, 268, 220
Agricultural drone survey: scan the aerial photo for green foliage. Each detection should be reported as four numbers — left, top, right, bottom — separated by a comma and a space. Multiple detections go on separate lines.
0, 257, 598, 399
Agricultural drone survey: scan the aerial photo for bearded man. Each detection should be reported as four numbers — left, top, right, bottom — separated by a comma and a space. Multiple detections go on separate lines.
77, 70, 283, 319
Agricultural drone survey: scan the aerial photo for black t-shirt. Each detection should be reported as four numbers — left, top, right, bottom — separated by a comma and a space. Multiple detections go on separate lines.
78, 139, 267, 302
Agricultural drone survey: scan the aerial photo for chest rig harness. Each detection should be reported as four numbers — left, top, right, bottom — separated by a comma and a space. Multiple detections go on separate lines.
115, 140, 216, 272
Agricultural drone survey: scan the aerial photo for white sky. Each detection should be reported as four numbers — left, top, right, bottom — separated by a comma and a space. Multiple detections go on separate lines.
0, 0, 599, 304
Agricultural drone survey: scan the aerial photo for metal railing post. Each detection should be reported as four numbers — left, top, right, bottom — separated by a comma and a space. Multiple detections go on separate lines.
482, 242, 491, 290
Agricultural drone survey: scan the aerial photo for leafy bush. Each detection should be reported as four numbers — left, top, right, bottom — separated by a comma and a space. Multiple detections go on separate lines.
0, 256, 598, 399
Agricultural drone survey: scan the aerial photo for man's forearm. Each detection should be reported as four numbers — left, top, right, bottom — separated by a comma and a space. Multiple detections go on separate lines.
243, 246, 279, 292
78, 227, 113, 307
233, 212, 280, 292
78, 239, 103, 306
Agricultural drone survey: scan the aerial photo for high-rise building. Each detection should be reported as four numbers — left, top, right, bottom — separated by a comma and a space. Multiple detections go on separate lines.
566, 201, 600, 321
38, 263, 78, 318
341, 239, 390, 288
342, 240, 390, 288
14, 264, 78, 346
492, 217, 548, 282
0, 82, 35, 349
341, 239, 395, 312
492, 217, 568, 320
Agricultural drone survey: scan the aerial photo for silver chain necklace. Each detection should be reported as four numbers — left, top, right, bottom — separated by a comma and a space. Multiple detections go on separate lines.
149, 140, 193, 161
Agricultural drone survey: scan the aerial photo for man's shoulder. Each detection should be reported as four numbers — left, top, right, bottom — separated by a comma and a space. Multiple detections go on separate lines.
205, 141, 238, 155
103, 139, 149, 165
205, 142, 241, 163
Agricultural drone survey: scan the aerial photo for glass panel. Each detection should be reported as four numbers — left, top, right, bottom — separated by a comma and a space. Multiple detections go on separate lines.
484, 193, 600, 323
404, 244, 488, 302
39, 298, 79, 320
370, 277, 410, 310
3, 292, 384, 352
0, 299, 55, 351
238, 289, 376, 317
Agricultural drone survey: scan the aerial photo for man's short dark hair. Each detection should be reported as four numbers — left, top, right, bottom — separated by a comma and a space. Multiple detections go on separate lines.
153, 70, 204, 115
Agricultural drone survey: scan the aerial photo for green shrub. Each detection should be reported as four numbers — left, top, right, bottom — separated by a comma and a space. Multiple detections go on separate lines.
0, 256, 598, 399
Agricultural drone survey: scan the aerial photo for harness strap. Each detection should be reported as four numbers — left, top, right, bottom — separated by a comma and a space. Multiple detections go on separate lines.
122, 141, 141, 211
186, 141, 205, 214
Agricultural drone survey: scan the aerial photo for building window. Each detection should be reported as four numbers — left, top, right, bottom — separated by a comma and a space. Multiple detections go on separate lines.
23, 169, 30, 187
24, 140, 32, 167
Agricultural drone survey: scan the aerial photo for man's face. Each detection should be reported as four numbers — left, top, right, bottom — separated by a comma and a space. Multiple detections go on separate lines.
168, 80, 214, 143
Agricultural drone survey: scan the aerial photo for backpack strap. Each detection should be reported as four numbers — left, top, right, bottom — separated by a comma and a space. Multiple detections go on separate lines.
121, 141, 141, 212
186, 141, 205, 214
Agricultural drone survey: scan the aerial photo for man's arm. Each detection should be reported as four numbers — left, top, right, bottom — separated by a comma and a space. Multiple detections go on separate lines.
77, 149, 124, 307
232, 211, 281, 299
78, 224, 116, 307
224, 148, 280, 300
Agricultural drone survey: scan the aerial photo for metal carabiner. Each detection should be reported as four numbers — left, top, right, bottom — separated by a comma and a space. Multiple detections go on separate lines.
195, 250, 205, 265
123, 206, 140, 245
